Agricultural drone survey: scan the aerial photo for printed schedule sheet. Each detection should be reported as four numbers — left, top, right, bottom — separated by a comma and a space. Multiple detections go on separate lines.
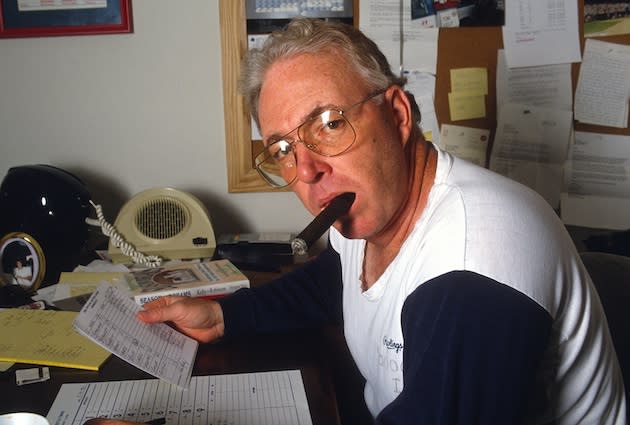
47, 370, 313, 425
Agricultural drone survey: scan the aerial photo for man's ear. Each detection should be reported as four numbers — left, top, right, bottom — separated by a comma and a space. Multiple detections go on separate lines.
386, 85, 414, 146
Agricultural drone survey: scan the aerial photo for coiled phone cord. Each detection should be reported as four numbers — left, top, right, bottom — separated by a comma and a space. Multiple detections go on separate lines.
85, 200, 163, 268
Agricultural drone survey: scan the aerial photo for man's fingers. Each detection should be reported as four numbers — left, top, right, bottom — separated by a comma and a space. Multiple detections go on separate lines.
137, 306, 168, 323
136, 296, 187, 323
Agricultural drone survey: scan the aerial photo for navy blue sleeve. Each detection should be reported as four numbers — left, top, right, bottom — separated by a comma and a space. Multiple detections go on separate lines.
376, 271, 552, 425
217, 244, 343, 338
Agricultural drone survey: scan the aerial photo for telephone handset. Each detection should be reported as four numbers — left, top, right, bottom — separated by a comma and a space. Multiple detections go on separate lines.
86, 188, 216, 266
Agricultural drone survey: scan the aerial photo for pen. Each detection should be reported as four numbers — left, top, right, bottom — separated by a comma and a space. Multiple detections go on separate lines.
145, 418, 166, 425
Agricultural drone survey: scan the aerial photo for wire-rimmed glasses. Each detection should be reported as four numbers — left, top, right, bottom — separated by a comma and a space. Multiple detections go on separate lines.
254, 89, 386, 188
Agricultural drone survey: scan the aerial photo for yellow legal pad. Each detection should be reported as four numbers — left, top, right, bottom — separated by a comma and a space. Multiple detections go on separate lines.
0, 309, 110, 371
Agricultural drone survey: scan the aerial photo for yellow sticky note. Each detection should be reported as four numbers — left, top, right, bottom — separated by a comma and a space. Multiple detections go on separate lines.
448, 91, 486, 121
450, 67, 488, 95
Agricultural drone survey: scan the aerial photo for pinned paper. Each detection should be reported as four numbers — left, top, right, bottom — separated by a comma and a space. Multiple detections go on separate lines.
502, 0, 581, 68
574, 39, 630, 128
490, 103, 573, 209
437, 8, 459, 28
561, 132, 630, 230
439, 124, 489, 167
448, 91, 486, 121
448, 67, 488, 121
450, 67, 488, 95
404, 69, 439, 144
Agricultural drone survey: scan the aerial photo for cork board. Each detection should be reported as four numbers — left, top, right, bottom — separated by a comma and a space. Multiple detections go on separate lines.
432, 0, 630, 161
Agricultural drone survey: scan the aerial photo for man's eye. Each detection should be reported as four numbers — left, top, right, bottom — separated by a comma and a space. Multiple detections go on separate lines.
325, 119, 344, 131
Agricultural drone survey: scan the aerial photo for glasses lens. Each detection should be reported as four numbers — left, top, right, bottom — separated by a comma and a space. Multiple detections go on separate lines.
255, 109, 358, 188
255, 140, 296, 187
299, 110, 356, 156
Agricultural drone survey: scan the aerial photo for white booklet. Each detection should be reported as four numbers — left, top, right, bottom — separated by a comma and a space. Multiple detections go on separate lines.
73, 282, 198, 388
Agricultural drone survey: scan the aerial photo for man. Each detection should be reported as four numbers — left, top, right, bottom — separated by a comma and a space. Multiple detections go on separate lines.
12, 259, 32, 288
97, 19, 626, 424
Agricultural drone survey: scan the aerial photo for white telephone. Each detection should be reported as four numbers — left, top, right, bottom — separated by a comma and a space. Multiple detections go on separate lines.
87, 188, 216, 266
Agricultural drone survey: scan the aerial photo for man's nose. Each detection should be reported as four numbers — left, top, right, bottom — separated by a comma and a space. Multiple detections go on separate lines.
294, 143, 328, 184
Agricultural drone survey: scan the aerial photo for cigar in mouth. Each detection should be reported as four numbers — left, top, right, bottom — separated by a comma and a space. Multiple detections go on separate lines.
290, 192, 356, 255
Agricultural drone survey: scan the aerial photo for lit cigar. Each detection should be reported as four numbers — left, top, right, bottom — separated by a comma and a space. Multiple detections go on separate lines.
291, 192, 356, 255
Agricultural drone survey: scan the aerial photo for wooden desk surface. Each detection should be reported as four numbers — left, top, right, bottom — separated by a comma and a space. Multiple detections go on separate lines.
0, 267, 373, 425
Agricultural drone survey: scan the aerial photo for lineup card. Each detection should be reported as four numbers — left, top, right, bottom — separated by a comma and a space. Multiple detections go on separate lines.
46, 370, 313, 425
73, 282, 198, 388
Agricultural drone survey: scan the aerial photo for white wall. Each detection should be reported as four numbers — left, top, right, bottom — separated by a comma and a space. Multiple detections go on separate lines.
0, 0, 311, 237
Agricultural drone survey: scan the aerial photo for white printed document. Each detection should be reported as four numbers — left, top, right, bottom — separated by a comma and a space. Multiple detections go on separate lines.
574, 39, 630, 128
496, 50, 573, 111
47, 370, 313, 425
73, 282, 198, 388
438, 124, 489, 167
404, 69, 438, 143
359, 0, 438, 74
561, 132, 630, 230
490, 103, 573, 209
502, 0, 581, 68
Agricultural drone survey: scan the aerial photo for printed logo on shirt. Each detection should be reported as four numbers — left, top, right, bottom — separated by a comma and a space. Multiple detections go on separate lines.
383, 336, 404, 353
379, 335, 404, 394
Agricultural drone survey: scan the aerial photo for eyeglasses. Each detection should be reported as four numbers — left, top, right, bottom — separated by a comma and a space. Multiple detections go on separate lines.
254, 89, 386, 188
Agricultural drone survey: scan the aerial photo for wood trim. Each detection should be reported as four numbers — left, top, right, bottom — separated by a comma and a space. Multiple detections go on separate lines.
219, 0, 272, 192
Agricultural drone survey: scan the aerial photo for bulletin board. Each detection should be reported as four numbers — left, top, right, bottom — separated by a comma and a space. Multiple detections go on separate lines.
432, 0, 630, 162
220, 0, 630, 193
434, 25, 503, 159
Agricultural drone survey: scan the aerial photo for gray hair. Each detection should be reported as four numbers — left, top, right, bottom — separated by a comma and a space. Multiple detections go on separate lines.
239, 18, 420, 129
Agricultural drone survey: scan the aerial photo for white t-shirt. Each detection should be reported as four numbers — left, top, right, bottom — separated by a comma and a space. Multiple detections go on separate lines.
330, 148, 626, 424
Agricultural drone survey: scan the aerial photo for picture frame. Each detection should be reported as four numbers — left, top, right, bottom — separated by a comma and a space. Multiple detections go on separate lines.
0, 0, 132, 38
0, 232, 46, 294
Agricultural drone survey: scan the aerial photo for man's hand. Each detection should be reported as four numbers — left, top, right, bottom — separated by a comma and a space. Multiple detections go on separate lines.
137, 296, 225, 343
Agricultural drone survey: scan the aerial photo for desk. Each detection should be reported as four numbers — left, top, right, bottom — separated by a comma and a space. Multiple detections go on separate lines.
0, 269, 373, 425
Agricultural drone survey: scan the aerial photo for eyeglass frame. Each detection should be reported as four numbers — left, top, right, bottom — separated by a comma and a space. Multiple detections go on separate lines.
254, 88, 388, 188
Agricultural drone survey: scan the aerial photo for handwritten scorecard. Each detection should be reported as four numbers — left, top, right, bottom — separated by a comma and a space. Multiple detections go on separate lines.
46, 370, 313, 425
73, 282, 198, 388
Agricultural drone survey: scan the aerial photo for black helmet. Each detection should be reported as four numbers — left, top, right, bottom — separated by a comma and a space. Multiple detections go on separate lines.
0, 165, 91, 289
